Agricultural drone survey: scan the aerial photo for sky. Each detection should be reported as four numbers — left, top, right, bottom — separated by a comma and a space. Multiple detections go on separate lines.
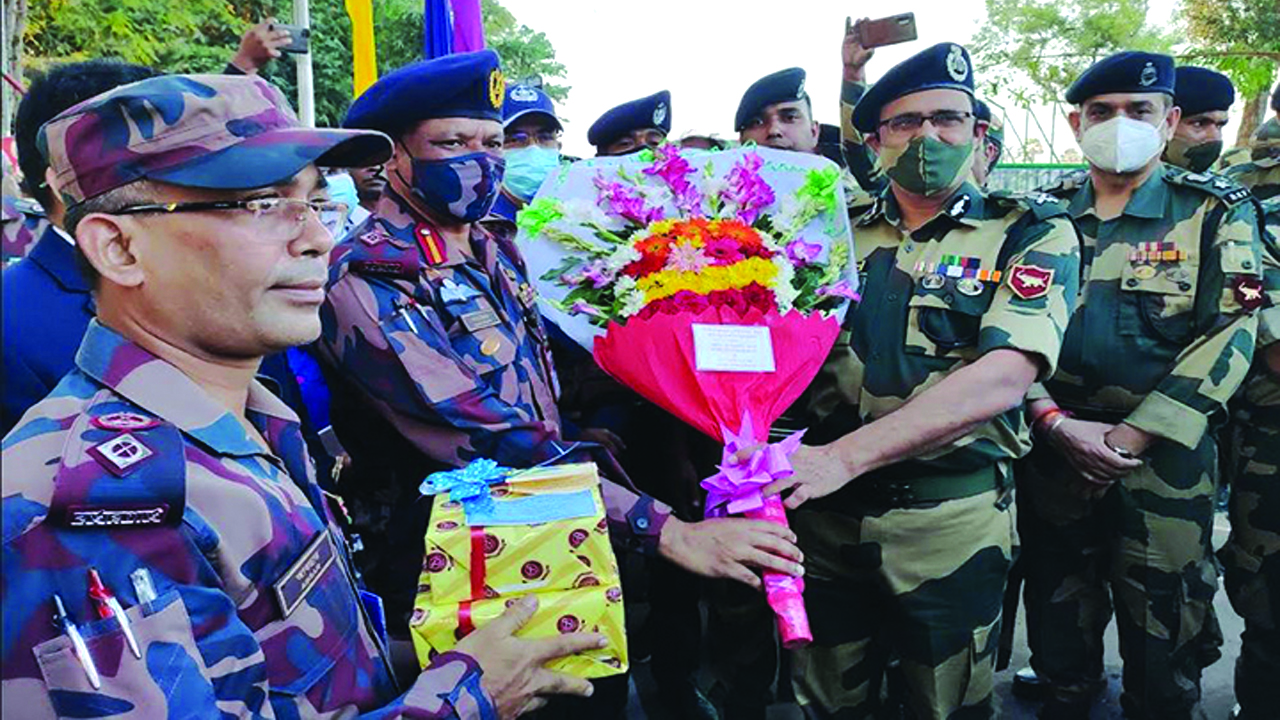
497, 0, 1245, 162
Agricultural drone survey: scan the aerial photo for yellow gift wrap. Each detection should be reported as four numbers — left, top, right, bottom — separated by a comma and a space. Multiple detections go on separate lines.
410, 462, 628, 678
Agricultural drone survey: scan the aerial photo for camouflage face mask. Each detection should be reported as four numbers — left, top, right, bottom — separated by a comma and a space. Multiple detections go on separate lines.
401, 151, 505, 223
1165, 137, 1223, 174
880, 135, 975, 197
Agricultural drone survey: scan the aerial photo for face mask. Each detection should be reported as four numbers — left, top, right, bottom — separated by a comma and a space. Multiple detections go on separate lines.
879, 135, 975, 196
503, 146, 560, 202
400, 150, 505, 223
1164, 137, 1223, 173
324, 172, 361, 215
1079, 116, 1166, 174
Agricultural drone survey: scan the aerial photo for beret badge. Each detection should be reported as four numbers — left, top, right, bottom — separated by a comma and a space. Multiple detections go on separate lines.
946, 45, 969, 82
489, 69, 506, 110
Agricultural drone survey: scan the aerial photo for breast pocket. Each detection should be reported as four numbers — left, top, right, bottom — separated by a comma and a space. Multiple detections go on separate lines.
904, 289, 991, 360
444, 298, 519, 377
1117, 263, 1197, 344
34, 590, 248, 719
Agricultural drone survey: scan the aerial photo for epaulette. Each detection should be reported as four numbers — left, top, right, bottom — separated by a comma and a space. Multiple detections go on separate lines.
1167, 167, 1253, 206
49, 400, 187, 529
1036, 169, 1090, 199
339, 220, 420, 280
989, 190, 1072, 222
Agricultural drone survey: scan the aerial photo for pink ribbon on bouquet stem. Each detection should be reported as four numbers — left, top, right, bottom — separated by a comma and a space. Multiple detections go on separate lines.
701, 412, 812, 648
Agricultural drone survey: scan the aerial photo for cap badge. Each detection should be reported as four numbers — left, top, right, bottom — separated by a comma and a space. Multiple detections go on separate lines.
1139, 62, 1158, 87
489, 69, 506, 110
796, 78, 807, 99
510, 85, 539, 103
653, 102, 668, 126
946, 45, 969, 83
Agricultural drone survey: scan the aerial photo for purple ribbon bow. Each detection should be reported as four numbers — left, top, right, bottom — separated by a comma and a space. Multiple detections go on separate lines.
701, 412, 805, 517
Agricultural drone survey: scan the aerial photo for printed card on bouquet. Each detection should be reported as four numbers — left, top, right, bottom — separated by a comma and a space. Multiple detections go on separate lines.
692, 324, 776, 373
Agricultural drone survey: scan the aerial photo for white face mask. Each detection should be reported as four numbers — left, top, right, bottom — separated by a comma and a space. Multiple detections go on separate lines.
1078, 116, 1167, 174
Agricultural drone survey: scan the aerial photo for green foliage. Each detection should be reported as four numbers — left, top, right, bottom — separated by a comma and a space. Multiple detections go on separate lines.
971, 0, 1175, 105
1180, 0, 1280, 97
23, 0, 569, 128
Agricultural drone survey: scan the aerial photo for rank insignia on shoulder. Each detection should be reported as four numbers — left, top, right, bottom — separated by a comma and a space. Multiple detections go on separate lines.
1233, 276, 1266, 310
1007, 264, 1055, 300
416, 224, 447, 265
1224, 187, 1251, 205
359, 228, 391, 246
948, 195, 972, 218
88, 433, 154, 476
91, 412, 159, 432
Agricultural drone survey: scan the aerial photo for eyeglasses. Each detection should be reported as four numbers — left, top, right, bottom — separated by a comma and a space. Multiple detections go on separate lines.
878, 110, 975, 135
505, 130, 562, 149
110, 198, 350, 238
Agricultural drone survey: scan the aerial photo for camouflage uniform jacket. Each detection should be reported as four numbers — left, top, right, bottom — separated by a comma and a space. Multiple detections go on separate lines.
1225, 155, 1280, 202
808, 181, 1081, 478
1241, 198, 1280, 410
2, 195, 51, 265
838, 80, 888, 200
1, 320, 494, 719
1038, 163, 1265, 447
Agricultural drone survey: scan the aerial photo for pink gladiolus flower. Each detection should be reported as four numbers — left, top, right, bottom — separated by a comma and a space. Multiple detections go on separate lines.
569, 300, 606, 318
817, 280, 859, 300
723, 153, 776, 225
643, 145, 703, 214
582, 260, 614, 288
594, 175, 664, 225
785, 239, 823, 266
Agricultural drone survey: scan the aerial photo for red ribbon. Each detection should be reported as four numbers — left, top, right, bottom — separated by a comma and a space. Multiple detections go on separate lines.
457, 525, 487, 638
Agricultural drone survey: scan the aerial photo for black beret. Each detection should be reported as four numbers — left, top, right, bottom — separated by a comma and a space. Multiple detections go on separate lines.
735, 67, 807, 131
852, 43, 975, 134
344, 50, 504, 133
587, 91, 671, 149
974, 100, 1004, 147
1065, 51, 1174, 105
1174, 66, 1235, 116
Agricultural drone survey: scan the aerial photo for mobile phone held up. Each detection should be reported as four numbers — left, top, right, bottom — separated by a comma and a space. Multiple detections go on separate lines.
269, 23, 311, 54
855, 13, 918, 50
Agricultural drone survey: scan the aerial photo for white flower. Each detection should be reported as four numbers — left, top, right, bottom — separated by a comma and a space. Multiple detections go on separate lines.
562, 198, 615, 228
773, 256, 798, 312
619, 287, 647, 317
605, 244, 641, 271
615, 275, 638, 293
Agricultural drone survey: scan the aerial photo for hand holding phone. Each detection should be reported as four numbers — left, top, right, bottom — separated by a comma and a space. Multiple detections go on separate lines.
855, 13, 918, 50
843, 17, 876, 83
268, 22, 311, 54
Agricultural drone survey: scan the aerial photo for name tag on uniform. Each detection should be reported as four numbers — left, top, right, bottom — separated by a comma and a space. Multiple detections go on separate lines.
274, 530, 338, 618
461, 308, 502, 333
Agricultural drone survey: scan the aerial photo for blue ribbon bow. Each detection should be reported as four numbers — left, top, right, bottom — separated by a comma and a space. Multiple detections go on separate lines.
420, 458, 512, 515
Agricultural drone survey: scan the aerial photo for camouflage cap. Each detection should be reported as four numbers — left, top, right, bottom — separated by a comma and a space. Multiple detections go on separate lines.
39, 74, 394, 206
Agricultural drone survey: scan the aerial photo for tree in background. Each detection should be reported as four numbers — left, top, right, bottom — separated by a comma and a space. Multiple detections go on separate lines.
13, 0, 568, 130
1180, 0, 1280, 144
971, 0, 1175, 106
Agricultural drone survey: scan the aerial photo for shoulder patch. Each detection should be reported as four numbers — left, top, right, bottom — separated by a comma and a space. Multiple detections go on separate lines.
52, 406, 187, 529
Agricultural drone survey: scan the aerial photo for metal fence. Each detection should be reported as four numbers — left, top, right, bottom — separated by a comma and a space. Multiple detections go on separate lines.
986, 163, 1088, 194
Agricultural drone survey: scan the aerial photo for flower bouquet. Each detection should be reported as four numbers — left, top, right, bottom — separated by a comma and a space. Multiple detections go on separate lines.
517, 145, 857, 648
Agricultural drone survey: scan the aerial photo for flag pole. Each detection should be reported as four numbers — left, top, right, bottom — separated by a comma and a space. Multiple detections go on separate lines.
294, 0, 315, 127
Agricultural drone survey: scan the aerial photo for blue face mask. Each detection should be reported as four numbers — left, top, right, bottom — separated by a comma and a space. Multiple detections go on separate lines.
503, 146, 561, 202
402, 151, 505, 223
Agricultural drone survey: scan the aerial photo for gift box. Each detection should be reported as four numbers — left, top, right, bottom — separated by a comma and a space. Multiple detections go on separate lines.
410, 462, 628, 678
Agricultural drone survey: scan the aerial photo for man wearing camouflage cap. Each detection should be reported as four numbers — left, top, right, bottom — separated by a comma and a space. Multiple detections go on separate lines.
1, 72, 613, 719
1018, 51, 1266, 719
766, 42, 1081, 719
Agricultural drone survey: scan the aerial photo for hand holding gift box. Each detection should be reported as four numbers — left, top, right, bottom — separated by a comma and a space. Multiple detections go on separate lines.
411, 461, 628, 678
518, 145, 858, 648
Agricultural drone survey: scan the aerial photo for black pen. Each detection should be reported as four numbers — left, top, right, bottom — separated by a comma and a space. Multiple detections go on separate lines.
53, 594, 101, 689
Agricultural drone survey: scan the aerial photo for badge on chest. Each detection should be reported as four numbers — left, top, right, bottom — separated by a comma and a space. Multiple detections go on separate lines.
274, 530, 340, 618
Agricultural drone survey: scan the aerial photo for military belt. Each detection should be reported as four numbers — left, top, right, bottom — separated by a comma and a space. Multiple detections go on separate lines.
843, 463, 1000, 509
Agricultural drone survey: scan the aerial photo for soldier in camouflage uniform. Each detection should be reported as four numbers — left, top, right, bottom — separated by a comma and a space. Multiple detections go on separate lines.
762, 42, 1081, 720
1218, 197, 1280, 720
316, 51, 804, 652
1, 72, 625, 719
1225, 115, 1280, 202
1017, 52, 1265, 720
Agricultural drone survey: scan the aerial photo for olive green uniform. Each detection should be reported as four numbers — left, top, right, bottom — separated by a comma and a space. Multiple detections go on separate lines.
796, 182, 1080, 720
1020, 164, 1264, 719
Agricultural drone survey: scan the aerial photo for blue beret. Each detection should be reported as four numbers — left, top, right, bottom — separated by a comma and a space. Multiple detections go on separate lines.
344, 50, 505, 133
587, 90, 671, 149
852, 43, 975, 134
1174, 66, 1235, 117
973, 99, 991, 123
503, 84, 562, 131
735, 68, 808, 131
1065, 51, 1174, 105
